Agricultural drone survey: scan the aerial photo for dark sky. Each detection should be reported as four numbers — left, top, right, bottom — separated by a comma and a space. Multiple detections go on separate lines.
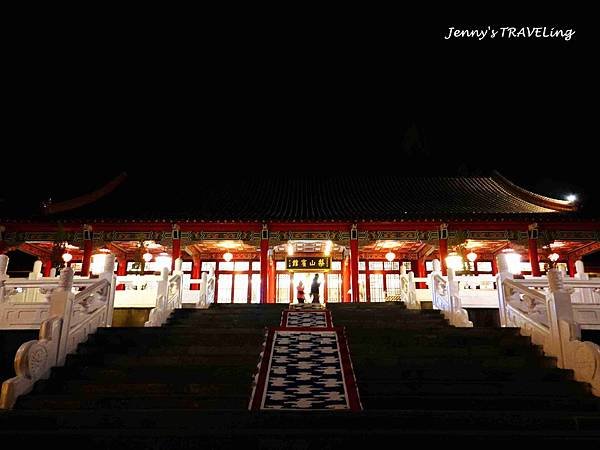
2, 18, 594, 213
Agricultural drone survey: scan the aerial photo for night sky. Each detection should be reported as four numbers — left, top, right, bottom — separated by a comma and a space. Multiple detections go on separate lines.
2, 19, 592, 213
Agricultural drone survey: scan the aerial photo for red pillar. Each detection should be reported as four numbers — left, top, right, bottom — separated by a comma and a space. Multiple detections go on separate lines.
81, 239, 93, 276
191, 255, 201, 290
342, 255, 350, 303
491, 256, 499, 275
350, 238, 360, 303
260, 237, 269, 304
527, 224, 541, 277
116, 257, 127, 290
438, 241, 448, 276
567, 256, 576, 278
42, 259, 53, 277
416, 257, 426, 288
268, 257, 276, 303
171, 225, 181, 271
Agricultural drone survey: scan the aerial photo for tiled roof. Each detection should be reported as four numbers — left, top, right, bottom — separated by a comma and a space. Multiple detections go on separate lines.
1, 173, 578, 222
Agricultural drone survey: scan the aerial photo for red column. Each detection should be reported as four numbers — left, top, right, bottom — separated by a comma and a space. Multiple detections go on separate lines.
491, 256, 499, 275
438, 239, 448, 276
81, 238, 93, 277
439, 223, 448, 275
342, 255, 350, 303
567, 256, 576, 278
268, 257, 276, 303
42, 259, 53, 277
528, 224, 541, 277
260, 238, 269, 303
191, 255, 201, 290
350, 239, 359, 303
416, 257, 426, 288
171, 225, 181, 271
116, 257, 127, 290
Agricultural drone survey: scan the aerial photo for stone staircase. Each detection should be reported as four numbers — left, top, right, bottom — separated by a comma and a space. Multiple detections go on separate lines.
0, 302, 599, 447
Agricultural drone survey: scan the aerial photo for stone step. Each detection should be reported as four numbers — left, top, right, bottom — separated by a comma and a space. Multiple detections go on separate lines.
36, 381, 252, 396
353, 366, 574, 382
357, 379, 591, 397
15, 393, 250, 410
63, 352, 260, 368
2, 408, 598, 432
47, 364, 256, 384
359, 394, 600, 411
76, 343, 263, 357
348, 344, 545, 358
352, 354, 559, 370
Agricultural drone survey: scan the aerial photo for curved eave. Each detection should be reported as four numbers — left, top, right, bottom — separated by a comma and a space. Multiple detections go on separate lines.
492, 171, 578, 212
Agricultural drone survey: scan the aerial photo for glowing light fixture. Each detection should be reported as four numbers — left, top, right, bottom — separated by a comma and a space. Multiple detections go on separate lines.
287, 242, 294, 256
502, 250, 522, 275
566, 194, 577, 203
385, 251, 396, 262
155, 253, 172, 270
142, 251, 153, 263
223, 251, 233, 262
549, 252, 560, 262
91, 253, 108, 275
324, 240, 332, 256
445, 252, 463, 271
62, 251, 73, 263
466, 251, 478, 263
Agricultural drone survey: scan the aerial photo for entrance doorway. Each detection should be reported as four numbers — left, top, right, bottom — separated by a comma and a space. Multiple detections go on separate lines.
292, 272, 324, 304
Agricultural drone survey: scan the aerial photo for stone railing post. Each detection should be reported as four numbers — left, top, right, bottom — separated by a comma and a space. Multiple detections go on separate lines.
49, 268, 75, 366
496, 253, 514, 327
0, 254, 9, 302
99, 255, 116, 327
547, 269, 577, 368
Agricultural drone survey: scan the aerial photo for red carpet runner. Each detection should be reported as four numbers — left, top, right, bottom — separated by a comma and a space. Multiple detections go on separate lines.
249, 304, 362, 411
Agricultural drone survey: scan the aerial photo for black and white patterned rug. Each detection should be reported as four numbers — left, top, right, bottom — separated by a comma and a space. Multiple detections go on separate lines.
249, 309, 362, 411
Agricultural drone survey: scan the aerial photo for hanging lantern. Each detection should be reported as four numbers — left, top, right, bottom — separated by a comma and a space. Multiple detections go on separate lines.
223, 251, 233, 262
62, 251, 73, 263
91, 253, 108, 275
324, 240, 332, 256
549, 253, 560, 262
385, 251, 396, 262
142, 251, 153, 263
287, 243, 294, 256
445, 252, 463, 271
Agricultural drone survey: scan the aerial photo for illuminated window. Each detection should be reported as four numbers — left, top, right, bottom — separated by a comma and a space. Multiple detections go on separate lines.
331, 261, 342, 270
426, 261, 433, 272
252, 261, 261, 271
477, 261, 492, 272
219, 261, 234, 271
276, 261, 287, 271
181, 262, 192, 271
234, 261, 249, 271
369, 261, 384, 271
276, 274, 290, 303
359, 274, 367, 301
251, 274, 261, 303
233, 274, 248, 303
359, 261, 366, 271
386, 274, 401, 295
369, 274, 384, 302
201, 262, 216, 272
217, 274, 232, 303
383, 261, 400, 271
327, 274, 341, 303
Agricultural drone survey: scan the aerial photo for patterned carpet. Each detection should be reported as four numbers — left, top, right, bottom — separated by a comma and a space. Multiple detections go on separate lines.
249, 305, 362, 411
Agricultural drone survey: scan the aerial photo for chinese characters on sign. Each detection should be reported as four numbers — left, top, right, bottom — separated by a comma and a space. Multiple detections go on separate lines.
286, 256, 331, 271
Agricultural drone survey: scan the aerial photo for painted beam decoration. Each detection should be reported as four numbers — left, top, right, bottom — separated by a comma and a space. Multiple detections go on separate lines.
286, 256, 331, 271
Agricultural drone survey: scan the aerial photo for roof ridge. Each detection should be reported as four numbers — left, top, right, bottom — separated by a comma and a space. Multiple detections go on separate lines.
491, 171, 577, 212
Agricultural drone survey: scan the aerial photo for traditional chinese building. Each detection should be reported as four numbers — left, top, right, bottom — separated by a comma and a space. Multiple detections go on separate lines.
1, 172, 599, 303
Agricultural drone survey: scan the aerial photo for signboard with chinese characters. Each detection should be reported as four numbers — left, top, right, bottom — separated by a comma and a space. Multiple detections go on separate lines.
286, 256, 331, 271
